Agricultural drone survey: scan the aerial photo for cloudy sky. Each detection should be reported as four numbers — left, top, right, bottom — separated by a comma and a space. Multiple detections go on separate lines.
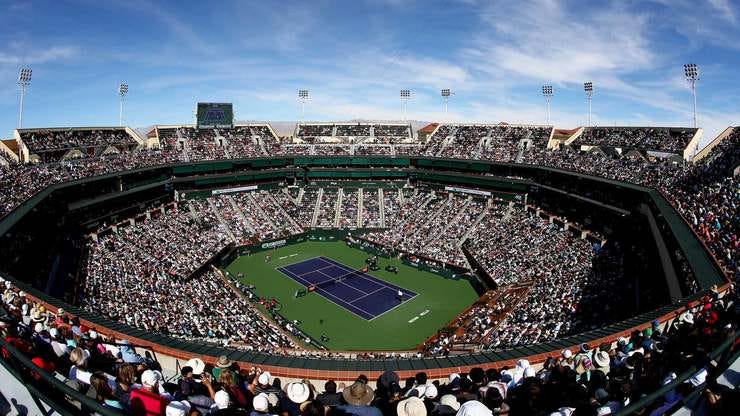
0, 0, 738, 141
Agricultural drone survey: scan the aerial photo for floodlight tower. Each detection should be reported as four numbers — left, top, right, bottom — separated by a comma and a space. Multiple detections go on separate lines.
441, 89, 453, 118
584, 82, 593, 126
400, 89, 411, 121
684, 63, 700, 128
542, 85, 553, 124
298, 89, 309, 121
18, 68, 32, 128
118, 83, 128, 127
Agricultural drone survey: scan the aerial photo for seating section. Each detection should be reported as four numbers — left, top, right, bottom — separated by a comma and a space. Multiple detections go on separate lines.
19, 128, 139, 163
424, 124, 553, 161
575, 126, 697, 154
1, 276, 735, 416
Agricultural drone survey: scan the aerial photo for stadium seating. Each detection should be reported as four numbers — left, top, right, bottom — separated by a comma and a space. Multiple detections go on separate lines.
1, 275, 735, 415
0, 121, 738, 416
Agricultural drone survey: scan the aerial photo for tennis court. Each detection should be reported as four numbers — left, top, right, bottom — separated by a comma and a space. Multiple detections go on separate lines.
277, 256, 417, 320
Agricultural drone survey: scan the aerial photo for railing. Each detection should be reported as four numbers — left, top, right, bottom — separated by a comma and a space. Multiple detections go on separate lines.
616, 331, 738, 415
0, 337, 124, 416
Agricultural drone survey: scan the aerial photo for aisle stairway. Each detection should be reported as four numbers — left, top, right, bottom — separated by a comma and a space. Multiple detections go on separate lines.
206, 199, 236, 242
333, 188, 344, 227
311, 188, 323, 227
378, 188, 386, 228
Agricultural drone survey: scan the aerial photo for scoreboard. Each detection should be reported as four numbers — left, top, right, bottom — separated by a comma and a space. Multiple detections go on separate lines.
196, 103, 233, 129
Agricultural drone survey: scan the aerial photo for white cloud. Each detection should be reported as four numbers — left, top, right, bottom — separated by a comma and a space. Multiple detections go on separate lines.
707, 0, 737, 24
0, 46, 78, 65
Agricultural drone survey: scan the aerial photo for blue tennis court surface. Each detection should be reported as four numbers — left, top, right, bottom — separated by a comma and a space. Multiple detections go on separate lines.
277, 256, 417, 320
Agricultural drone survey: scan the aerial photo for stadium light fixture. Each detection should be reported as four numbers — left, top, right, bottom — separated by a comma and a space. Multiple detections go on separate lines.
542, 85, 553, 124
118, 83, 128, 127
584, 82, 593, 126
400, 89, 411, 121
17, 67, 32, 129
441, 89, 454, 119
298, 89, 310, 121
684, 63, 699, 128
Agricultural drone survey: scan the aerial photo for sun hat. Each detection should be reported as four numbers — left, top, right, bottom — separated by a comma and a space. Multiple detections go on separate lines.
424, 384, 438, 399
397, 396, 426, 416
285, 381, 311, 404
165, 400, 191, 416
440, 394, 461, 411
594, 351, 610, 368
456, 400, 492, 416
216, 355, 233, 368
184, 358, 206, 375
258, 371, 271, 385
253, 393, 269, 412
215, 390, 231, 409
141, 369, 160, 387
342, 381, 375, 406
31, 311, 44, 323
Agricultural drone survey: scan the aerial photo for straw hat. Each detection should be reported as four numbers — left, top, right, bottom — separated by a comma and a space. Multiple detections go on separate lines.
342, 381, 374, 406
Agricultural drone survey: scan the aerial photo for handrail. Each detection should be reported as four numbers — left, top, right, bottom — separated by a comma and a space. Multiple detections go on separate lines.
0, 337, 124, 416
616, 330, 739, 415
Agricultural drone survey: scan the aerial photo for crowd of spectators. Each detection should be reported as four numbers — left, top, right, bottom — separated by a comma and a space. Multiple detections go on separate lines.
297, 124, 334, 140
20, 128, 137, 153
0, 125, 737, 363
335, 124, 372, 137
1, 274, 737, 416
576, 127, 697, 154
373, 124, 412, 142
338, 189, 359, 229
362, 189, 383, 228
316, 189, 340, 228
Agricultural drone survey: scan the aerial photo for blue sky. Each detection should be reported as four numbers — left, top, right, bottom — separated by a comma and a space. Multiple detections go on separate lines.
0, 0, 739, 141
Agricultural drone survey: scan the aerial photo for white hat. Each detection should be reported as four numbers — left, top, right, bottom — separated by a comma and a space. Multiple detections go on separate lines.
166, 400, 191, 416
680, 312, 695, 325
253, 393, 269, 412
49, 328, 59, 338
523, 367, 536, 378
258, 371, 271, 385
88, 330, 98, 340
397, 396, 426, 416
34, 323, 44, 333
424, 384, 438, 399
440, 394, 460, 411
594, 351, 610, 368
285, 381, 310, 404
215, 390, 231, 409
141, 370, 160, 387
516, 359, 530, 369
562, 349, 573, 359
184, 358, 205, 375
550, 407, 574, 416
449, 373, 460, 382
456, 400, 492, 416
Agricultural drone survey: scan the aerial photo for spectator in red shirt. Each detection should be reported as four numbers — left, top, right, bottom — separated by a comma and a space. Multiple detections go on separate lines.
129, 369, 170, 416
